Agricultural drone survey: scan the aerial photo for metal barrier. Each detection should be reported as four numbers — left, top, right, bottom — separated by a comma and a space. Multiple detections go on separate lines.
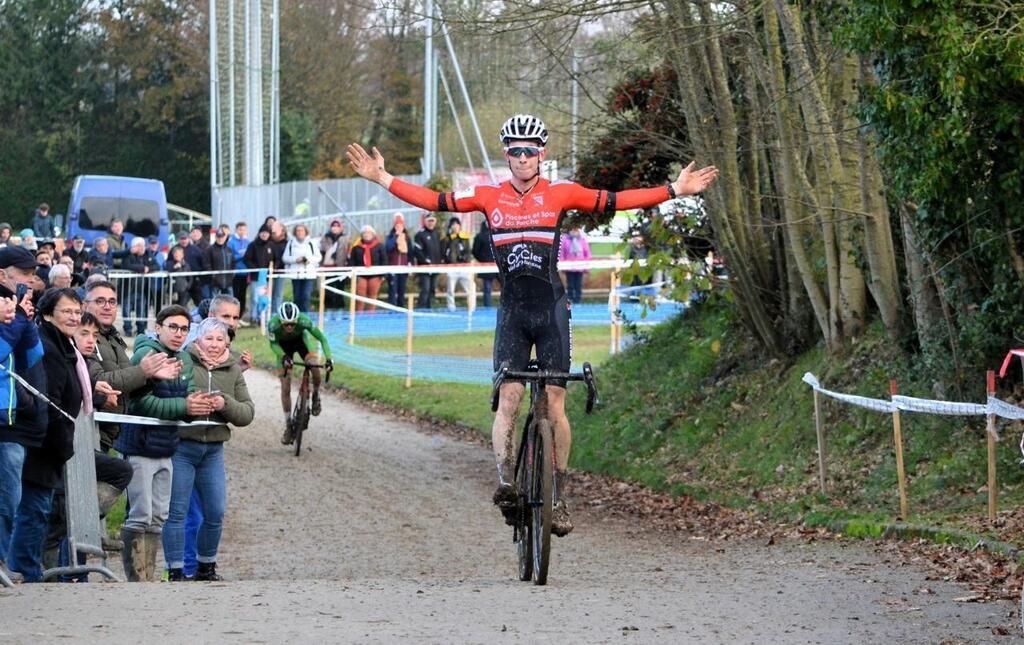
42, 411, 120, 582
107, 271, 176, 335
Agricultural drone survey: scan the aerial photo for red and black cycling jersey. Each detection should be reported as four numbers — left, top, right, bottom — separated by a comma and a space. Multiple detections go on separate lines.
390, 177, 672, 293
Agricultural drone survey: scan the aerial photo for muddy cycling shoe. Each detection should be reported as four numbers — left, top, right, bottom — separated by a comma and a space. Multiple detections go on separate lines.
551, 500, 574, 537
312, 391, 322, 416
493, 483, 518, 526
281, 423, 295, 445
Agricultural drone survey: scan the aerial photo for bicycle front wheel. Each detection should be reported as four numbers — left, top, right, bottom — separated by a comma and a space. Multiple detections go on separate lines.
531, 419, 553, 585
515, 447, 533, 582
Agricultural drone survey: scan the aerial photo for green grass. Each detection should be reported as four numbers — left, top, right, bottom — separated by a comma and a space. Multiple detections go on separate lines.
358, 325, 613, 367
236, 298, 1024, 546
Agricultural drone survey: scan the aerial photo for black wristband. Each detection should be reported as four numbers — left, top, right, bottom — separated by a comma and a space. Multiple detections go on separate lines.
667, 183, 677, 198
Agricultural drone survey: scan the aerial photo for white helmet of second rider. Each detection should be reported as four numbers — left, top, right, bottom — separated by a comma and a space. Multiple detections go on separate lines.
499, 114, 548, 146
278, 301, 300, 323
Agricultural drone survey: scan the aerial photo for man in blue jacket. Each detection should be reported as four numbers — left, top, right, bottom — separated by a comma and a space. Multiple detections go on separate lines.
226, 222, 250, 321
0, 246, 46, 583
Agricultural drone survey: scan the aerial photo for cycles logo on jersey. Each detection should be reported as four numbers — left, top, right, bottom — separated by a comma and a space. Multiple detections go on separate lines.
490, 208, 504, 227
506, 243, 544, 271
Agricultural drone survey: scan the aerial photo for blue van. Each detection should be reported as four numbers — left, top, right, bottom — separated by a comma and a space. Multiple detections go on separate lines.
66, 175, 170, 246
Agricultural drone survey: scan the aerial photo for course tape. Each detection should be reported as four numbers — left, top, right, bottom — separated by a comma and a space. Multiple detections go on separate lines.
803, 372, 1024, 427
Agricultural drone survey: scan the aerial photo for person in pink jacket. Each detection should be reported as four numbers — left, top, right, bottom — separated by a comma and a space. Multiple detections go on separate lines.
558, 227, 591, 303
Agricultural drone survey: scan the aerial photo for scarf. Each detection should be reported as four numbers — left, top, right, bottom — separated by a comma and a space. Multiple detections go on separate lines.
395, 231, 408, 255
195, 339, 230, 370
360, 238, 380, 267
74, 346, 93, 415
570, 235, 583, 256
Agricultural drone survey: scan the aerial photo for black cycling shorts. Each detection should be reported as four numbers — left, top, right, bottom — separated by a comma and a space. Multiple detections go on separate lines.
278, 336, 311, 363
493, 278, 572, 384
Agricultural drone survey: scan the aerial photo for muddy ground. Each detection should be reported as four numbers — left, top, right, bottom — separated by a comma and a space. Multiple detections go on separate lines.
2, 369, 1019, 643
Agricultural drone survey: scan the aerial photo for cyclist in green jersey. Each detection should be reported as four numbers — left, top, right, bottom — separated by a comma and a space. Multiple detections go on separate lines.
268, 302, 333, 444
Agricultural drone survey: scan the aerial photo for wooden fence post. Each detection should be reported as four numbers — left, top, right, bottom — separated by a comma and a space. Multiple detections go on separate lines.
890, 379, 909, 519
406, 293, 415, 388
986, 370, 998, 522
813, 389, 827, 495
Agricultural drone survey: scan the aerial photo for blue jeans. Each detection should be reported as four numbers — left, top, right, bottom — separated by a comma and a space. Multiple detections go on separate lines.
163, 441, 225, 569
8, 482, 54, 582
292, 278, 314, 313
183, 489, 203, 577
480, 277, 494, 308
0, 441, 26, 564
565, 272, 584, 304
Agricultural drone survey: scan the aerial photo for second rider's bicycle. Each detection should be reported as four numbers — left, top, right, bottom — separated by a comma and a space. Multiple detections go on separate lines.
289, 361, 332, 457
491, 361, 597, 585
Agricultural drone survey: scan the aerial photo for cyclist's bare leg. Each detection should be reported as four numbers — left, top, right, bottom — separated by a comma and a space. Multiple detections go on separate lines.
546, 386, 570, 471
305, 352, 323, 415
279, 367, 294, 444
491, 382, 524, 517
546, 385, 574, 536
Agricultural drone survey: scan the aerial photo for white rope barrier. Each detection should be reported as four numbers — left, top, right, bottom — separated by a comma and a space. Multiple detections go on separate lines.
803, 371, 1024, 435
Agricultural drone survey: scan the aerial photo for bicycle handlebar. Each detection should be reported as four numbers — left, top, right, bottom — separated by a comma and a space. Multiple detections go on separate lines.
286, 361, 333, 383
491, 362, 598, 415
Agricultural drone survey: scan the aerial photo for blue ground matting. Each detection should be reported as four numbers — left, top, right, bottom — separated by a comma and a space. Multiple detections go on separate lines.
319, 301, 686, 385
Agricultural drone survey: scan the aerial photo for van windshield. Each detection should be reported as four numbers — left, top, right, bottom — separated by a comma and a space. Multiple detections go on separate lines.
78, 196, 160, 237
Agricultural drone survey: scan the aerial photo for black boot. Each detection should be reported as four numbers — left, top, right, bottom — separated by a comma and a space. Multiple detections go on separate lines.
167, 567, 186, 582
195, 561, 223, 582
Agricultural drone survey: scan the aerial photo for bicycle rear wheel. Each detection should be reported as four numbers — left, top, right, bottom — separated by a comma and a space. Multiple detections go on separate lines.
531, 419, 553, 585
515, 444, 532, 582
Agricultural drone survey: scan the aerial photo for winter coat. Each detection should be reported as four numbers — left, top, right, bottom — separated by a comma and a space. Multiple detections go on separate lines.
63, 246, 88, 273
88, 248, 113, 271
22, 321, 82, 489
559, 232, 591, 273
87, 325, 149, 445
164, 258, 192, 298
106, 234, 126, 268
348, 239, 387, 269
0, 283, 46, 448
442, 231, 471, 264
270, 237, 287, 270
472, 222, 494, 263
282, 236, 321, 279
243, 236, 276, 270
413, 228, 442, 265
319, 232, 349, 268
182, 243, 208, 273
184, 346, 254, 443
115, 335, 195, 458
31, 211, 57, 239
385, 229, 413, 266
122, 251, 158, 275
227, 234, 249, 269
207, 242, 234, 290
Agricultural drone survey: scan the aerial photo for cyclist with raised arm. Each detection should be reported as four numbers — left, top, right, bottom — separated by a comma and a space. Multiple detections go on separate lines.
268, 302, 333, 445
347, 114, 717, 536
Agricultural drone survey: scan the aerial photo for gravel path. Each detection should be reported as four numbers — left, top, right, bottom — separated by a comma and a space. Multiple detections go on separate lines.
2, 369, 1016, 643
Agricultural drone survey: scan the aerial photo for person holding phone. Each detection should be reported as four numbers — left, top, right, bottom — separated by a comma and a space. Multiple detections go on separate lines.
161, 317, 253, 582
0, 246, 46, 583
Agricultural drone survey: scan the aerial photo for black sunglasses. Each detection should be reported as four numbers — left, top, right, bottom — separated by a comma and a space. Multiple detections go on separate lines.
504, 146, 543, 158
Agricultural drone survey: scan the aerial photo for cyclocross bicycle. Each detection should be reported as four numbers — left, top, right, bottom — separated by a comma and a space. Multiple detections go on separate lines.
289, 361, 332, 457
491, 361, 597, 585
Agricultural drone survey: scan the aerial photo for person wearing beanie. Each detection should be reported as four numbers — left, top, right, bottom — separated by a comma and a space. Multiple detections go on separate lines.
442, 216, 473, 311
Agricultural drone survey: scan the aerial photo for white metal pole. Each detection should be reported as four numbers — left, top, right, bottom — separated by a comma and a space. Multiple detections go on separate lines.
271, 0, 280, 184
437, 7, 493, 182
571, 53, 579, 173
209, 0, 218, 192
422, 0, 434, 179
228, 0, 236, 185
438, 64, 474, 172
252, 0, 264, 185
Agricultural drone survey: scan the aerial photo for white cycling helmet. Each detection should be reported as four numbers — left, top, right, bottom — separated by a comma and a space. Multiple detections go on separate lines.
278, 301, 300, 323
499, 114, 548, 146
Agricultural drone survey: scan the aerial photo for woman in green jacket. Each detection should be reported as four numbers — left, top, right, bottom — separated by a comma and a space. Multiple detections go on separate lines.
163, 317, 254, 581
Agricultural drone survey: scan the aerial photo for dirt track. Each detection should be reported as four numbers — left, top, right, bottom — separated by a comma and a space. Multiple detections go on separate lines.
2, 369, 1018, 643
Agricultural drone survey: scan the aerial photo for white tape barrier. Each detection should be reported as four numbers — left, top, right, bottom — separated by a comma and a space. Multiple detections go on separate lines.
803, 372, 1024, 439
94, 412, 219, 428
